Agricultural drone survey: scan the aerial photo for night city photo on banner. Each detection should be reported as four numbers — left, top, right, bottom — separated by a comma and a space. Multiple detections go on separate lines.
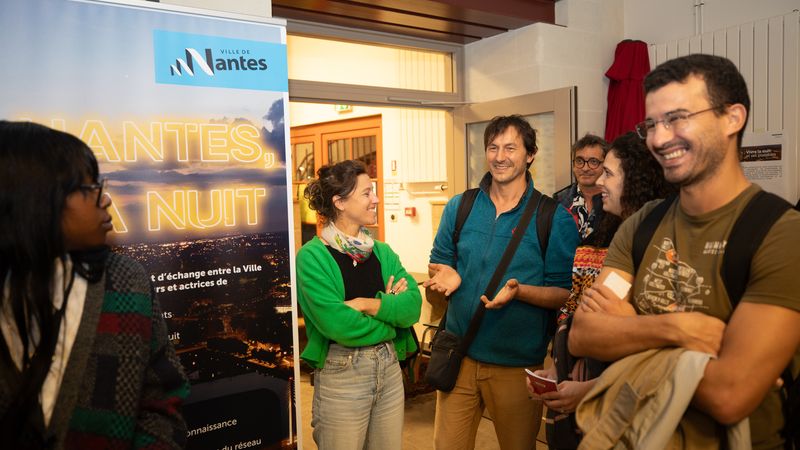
0, 1, 297, 448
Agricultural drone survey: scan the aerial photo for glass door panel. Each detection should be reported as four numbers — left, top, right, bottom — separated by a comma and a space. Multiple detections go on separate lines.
352, 135, 377, 178
327, 138, 350, 164
293, 141, 315, 181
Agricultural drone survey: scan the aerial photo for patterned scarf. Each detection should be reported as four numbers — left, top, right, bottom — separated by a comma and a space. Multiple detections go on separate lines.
569, 189, 593, 239
320, 222, 374, 266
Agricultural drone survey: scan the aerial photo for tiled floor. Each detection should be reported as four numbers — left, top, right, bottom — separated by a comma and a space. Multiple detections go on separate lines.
297, 372, 548, 449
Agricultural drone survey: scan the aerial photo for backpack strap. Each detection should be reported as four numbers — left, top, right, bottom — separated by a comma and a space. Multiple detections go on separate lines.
632, 194, 677, 274
452, 188, 479, 255
441, 187, 555, 329
452, 187, 556, 259
631, 190, 796, 446
535, 193, 558, 258
721, 190, 792, 307
633, 191, 792, 304
722, 191, 796, 449
458, 188, 543, 354
531, 189, 559, 335
436, 188, 479, 331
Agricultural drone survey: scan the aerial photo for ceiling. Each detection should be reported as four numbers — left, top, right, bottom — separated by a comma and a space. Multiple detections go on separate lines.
272, 0, 558, 45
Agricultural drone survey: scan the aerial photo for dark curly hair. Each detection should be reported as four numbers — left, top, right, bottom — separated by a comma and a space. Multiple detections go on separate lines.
589, 132, 677, 246
612, 132, 677, 219
304, 160, 367, 223
572, 133, 609, 157
644, 54, 750, 147
484, 115, 537, 168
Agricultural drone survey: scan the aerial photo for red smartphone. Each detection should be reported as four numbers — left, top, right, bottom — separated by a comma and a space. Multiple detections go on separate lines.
525, 368, 557, 394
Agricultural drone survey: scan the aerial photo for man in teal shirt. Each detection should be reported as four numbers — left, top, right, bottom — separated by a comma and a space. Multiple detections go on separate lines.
426, 115, 579, 450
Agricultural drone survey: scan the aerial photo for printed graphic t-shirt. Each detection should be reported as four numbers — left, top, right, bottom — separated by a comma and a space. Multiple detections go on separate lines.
604, 184, 800, 450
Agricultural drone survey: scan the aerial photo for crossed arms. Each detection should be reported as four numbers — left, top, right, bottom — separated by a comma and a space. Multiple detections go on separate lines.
569, 267, 800, 424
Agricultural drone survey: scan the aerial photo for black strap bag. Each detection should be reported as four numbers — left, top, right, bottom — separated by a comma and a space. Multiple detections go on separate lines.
424, 189, 547, 392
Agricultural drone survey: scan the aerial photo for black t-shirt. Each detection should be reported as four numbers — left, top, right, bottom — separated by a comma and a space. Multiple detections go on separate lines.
326, 247, 384, 300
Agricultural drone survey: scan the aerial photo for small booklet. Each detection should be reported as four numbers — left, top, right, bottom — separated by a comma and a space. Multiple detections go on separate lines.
525, 368, 557, 394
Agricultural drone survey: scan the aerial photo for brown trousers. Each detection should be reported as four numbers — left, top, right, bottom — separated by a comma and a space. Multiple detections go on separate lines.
434, 356, 543, 450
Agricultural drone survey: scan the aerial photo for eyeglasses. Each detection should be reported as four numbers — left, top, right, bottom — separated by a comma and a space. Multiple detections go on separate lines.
573, 157, 603, 169
78, 178, 108, 207
635, 106, 722, 139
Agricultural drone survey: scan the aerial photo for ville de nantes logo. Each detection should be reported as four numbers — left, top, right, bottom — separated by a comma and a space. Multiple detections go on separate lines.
153, 30, 288, 91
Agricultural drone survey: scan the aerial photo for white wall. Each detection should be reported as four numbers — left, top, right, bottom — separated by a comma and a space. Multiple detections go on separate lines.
158, 0, 271, 17
464, 0, 624, 138
464, 0, 800, 140
624, 0, 800, 44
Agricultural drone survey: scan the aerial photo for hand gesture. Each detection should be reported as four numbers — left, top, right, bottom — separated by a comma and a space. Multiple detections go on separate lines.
423, 263, 461, 296
526, 366, 557, 400
481, 278, 519, 309
386, 275, 408, 295
580, 284, 636, 316
672, 312, 726, 357
540, 379, 596, 414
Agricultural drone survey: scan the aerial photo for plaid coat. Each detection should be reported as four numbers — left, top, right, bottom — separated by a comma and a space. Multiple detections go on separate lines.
0, 253, 189, 449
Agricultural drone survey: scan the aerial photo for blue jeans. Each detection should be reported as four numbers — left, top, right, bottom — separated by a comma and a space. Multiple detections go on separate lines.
312, 341, 404, 450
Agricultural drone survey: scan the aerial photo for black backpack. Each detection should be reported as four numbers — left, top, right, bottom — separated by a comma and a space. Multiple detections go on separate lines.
452, 187, 559, 333
632, 190, 799, 450
453, 188, 558, 257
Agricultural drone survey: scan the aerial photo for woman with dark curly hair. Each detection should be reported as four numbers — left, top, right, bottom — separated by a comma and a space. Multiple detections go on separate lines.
0, 121, 188, 448
529, 131, 676, 449
295, 159, 421, 450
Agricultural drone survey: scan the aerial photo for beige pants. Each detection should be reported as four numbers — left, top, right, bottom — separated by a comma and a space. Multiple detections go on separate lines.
433, 356, 543, 450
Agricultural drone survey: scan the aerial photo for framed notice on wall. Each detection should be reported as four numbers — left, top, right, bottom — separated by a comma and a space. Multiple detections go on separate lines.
741, 132, 792, 201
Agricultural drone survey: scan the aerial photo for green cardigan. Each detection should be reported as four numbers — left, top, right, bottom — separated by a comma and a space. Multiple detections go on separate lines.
297, 237, 422, 369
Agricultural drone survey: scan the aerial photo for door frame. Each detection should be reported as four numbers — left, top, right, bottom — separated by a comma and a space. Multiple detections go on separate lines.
290, 115, 384, 245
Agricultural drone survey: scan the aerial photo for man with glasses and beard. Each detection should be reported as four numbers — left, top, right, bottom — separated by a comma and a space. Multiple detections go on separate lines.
570, 54, 800, 448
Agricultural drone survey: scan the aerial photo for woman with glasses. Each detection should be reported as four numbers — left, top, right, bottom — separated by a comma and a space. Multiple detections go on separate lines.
530, 132, 676, 449
296, 160, 421, 450
0, 121, 188, 448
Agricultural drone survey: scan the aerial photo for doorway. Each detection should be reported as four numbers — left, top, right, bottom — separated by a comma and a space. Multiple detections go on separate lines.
290, 115, 384, 252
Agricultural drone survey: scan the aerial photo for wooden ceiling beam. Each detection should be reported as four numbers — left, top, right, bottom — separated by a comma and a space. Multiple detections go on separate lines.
274, 1, 504, 37
272, 0, 556, 44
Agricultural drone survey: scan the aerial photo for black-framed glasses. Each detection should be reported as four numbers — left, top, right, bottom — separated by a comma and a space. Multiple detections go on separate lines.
79, 178, 108, 207
635, 106, 723, 139
573, 157, 603, 169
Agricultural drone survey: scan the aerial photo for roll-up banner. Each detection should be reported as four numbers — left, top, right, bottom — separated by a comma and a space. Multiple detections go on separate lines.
0, 1, 297, 448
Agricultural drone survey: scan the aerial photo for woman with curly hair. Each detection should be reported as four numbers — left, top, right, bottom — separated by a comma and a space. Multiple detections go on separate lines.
529, 131, 676, 449
0, 121, 188, 448
296, 159, 421, 450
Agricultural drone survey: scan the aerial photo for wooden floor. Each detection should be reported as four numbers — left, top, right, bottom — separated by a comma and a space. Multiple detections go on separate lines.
297, 372, 548, 450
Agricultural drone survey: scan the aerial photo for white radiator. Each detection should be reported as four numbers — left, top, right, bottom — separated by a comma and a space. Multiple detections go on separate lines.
648, 11, 799, 201
398, 108, 448, 183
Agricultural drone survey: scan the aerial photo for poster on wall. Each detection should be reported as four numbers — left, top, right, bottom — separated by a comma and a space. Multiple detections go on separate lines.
0, 1, 296, 449
740, 132, 791, 201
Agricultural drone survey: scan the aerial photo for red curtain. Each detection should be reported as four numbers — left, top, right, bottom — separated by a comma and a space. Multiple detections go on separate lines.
604, 40, 650, 142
